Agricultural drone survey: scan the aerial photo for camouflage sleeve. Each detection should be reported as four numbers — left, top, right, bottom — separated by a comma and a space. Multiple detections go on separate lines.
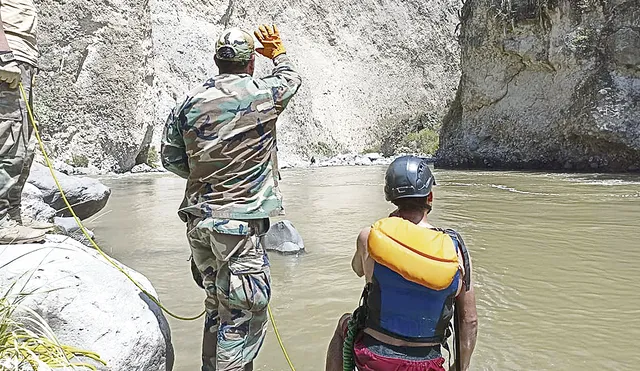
161, 107, 190, 179
258, 54, 302, 113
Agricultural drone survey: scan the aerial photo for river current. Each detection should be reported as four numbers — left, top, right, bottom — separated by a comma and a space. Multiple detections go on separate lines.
89, 166, 640, 370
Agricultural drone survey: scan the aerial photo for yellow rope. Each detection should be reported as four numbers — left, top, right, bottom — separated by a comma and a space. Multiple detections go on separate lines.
267, 304, 296, 371
18, 82, 297, 369
18, 82, 204, 322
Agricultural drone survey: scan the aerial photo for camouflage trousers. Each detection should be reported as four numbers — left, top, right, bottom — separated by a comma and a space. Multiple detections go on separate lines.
187, 217, 271, 371
0, 63, 36, 222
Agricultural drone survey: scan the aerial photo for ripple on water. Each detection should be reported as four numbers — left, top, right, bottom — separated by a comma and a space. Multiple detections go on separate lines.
93, 168, 640, 371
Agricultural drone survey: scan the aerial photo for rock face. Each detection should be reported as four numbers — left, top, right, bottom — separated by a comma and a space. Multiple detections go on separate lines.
26, 163, 111, 220
35, 0, 461, 172
0, 235, 174, 371
36, 0, 154, 173
437, 0, 640, 172
264, 220, 305, 254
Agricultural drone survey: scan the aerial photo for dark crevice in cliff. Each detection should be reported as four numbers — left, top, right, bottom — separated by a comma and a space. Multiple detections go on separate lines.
219, 0, 235, 27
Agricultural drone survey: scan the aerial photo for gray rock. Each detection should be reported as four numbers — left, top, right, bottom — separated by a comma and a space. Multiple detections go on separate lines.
264, 220, 305, 254
437, 0, 640, 172
21, 183, 57, 222
130, 163, 155, 173
27, 163, 111, 220
51, 160, 74, 175
355, 155, 373, 166
313, 153, 397, 167
0, 235, 174, 371
35, 0, 461, 173
53, 216, 95, 241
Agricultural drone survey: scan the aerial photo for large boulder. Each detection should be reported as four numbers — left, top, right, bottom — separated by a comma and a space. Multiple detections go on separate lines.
26, 163, 111, 220
264, 220, 305, 254
0, 235, 174, 371
437, 0, 640, 172
36, 0, 461, 172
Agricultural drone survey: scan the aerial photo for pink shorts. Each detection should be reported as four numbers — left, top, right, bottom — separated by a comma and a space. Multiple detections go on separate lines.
343, 320, 446, 371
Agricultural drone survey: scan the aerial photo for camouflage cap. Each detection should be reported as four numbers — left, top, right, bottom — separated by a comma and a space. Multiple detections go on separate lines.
215, 27, 255, 62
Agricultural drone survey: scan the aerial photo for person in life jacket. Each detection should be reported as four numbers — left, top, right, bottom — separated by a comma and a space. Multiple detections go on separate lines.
325, 155, 478, 371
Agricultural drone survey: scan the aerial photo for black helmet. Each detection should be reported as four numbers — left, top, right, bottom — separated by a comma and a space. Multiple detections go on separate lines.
384, 156, 436, 201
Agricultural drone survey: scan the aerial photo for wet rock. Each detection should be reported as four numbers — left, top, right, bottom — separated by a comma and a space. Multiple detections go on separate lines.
26, 163, 111, 220
0, 235, 174, 371
438, 0, 640, 172
264, 220, 305, 254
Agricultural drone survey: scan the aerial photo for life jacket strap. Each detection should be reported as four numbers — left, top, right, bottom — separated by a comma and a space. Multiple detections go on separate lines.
440, 228, 471, 292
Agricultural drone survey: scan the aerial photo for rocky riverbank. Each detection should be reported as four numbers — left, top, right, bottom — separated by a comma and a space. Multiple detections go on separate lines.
43, 152, 427, 176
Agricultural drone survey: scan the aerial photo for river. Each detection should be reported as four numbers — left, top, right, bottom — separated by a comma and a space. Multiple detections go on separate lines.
87, 166, 640, 371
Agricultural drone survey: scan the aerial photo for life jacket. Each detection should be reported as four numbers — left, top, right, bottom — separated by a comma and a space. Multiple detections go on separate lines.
363, 217, 471, 344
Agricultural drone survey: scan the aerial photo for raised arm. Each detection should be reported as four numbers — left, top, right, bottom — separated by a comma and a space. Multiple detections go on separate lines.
254, 25, 302, 113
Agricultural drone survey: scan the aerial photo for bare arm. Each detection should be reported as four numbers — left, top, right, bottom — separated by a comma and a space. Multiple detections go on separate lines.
351, 228, 370, 277
455, 259, 478, 371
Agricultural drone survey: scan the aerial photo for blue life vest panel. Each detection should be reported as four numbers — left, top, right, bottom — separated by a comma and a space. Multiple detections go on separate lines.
364, 227, 468, 344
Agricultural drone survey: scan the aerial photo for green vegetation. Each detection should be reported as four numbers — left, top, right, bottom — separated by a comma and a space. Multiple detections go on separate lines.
375, 112, 440, 156
401, 128, 439, 156
146, 147, 160, 169
70, 154, 89, 168
0, 275, 106, 370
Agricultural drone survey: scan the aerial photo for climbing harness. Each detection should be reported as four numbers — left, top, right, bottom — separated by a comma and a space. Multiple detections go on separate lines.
18, 82, 297, 370
342, 285, 369, 371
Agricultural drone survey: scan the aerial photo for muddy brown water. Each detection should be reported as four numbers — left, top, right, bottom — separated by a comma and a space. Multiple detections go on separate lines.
88, 166, 640, 371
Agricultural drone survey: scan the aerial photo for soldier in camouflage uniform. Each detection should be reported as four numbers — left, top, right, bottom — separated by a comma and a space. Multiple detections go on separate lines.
161, 25, 301, 371
0, 0, 48, 244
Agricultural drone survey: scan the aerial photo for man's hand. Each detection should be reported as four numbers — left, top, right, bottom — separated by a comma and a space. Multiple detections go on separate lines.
0, 61, 21, 89
254, 24, 286, 59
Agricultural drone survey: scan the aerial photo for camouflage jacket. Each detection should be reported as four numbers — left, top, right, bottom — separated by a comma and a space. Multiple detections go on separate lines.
161, 54, 302, 221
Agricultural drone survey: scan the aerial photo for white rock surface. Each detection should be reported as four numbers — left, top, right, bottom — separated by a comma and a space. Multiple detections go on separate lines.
21, 183, 57, 222
264, 220, 305, 254
35, 0, 461, 172
0, 235, 174, 371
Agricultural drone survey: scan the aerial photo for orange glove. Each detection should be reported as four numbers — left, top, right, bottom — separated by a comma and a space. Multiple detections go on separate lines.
254, 24, 286, 59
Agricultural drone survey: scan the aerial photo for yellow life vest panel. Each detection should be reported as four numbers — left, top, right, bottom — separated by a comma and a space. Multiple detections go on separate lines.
367, 217, 459, 290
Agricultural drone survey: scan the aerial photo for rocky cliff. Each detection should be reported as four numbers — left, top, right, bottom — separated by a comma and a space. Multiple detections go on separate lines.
34, 0, 461, 172
437, 0, 640, 172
